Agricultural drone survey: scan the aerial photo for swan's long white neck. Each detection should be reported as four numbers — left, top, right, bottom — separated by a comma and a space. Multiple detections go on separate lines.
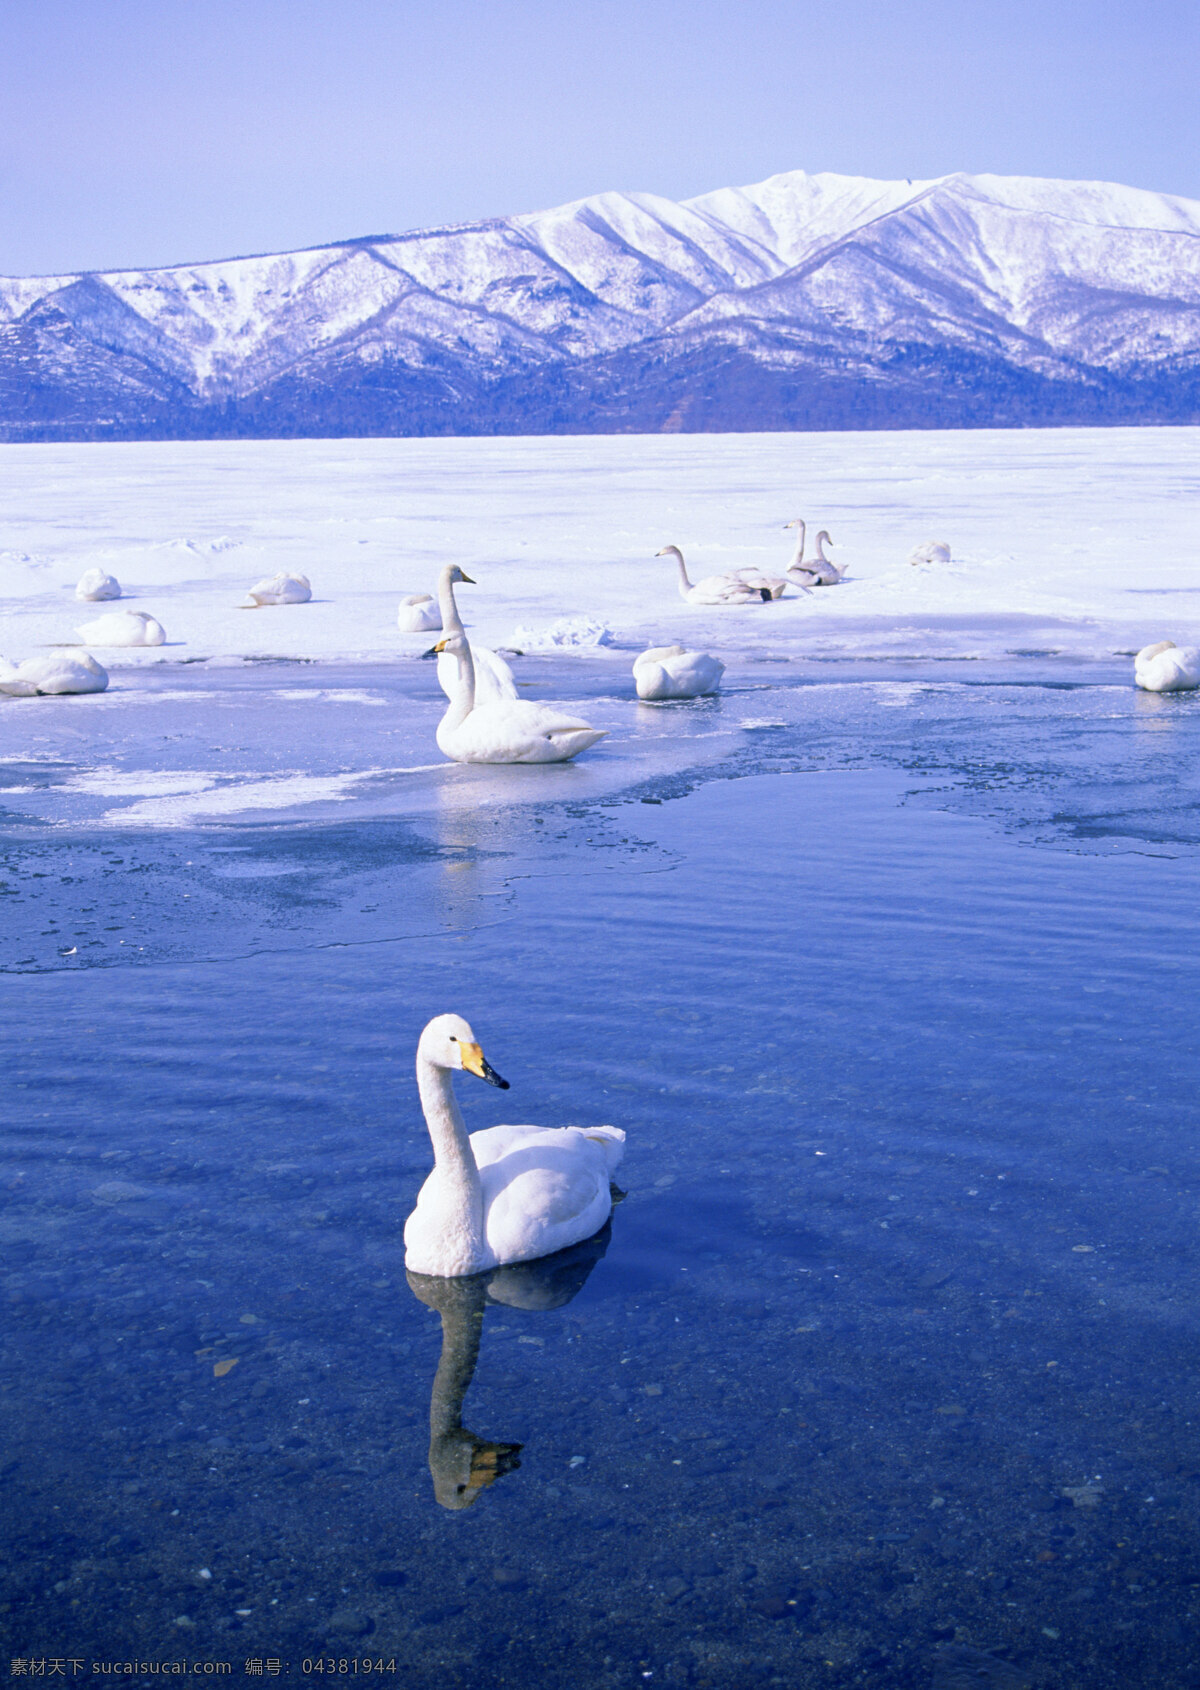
438, 567, 466, 636
815, 533, 830, 563
787, 522, 807, 570
416, 1055, 485, 1259
441, 641, 477, 731
666, 547, 692, 598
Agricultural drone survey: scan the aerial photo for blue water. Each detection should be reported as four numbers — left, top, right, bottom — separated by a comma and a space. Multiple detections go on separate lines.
3, 658, 1200, 1689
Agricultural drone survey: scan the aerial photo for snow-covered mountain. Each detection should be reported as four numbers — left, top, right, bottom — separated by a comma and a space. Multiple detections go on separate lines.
3, 168, 1199, 439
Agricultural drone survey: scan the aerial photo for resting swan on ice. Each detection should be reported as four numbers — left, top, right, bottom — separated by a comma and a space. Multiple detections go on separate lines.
243, 572, 311, 606
433, 631, 606, 764
75, 568, 121, 602
633, 644, 725, 701
909, 541, 951, 567
656, 546, 771, 606
404, 1013, 625, 1276
76, 609, 165, 647
1134, 641, 1200, 693
434, 564, 519, 705
784, 521, 844, 587
0, 653, 108, 696
399, 593, 441, 634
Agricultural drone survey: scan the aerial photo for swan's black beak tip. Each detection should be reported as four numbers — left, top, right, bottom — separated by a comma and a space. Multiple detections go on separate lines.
482, 1059, 509, 1090
421, 645, 439, 660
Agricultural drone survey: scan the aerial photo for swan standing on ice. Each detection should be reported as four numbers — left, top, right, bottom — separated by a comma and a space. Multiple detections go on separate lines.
656, 546, 771, 606
434, 564, 519, 704
75, 568, 121, 602
1134, 640, 1200, 693
433, 632, 605, 763
909, 541, 951, 566
0, 653, 108, 696
633, 644, 725, 701
404, 1013, 625, 1276
76, 609, 166, 647
243, 572, 311, 606
784, 521, 844, 586
399, 593, 441, 633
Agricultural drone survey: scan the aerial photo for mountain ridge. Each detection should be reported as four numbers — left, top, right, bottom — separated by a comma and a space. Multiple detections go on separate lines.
3, 167, 1199, 440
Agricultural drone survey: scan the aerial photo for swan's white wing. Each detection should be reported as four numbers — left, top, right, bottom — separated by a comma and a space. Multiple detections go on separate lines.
475, 1126, 620, 1264
436, 643, 518, 703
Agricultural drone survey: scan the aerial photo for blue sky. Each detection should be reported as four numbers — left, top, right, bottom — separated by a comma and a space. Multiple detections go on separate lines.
1, 0, 1197, 275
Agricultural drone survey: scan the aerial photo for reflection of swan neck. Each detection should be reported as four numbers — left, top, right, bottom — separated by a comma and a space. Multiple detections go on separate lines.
430, 1293, 484, 1439
416, 1056, 485, 1261
438, 566, 466, 636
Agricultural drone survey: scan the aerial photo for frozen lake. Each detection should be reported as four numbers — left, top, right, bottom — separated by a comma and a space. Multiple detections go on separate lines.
3, 431, 1200, 1688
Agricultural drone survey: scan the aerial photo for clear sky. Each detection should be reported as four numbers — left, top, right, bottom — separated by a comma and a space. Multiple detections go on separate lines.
1, 0, 1197, 276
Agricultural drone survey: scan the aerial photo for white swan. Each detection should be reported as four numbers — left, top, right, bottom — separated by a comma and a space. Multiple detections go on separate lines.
1134, 640, 1200, 693
633, 644, 725, 701
404, 1013, 625, 1277
399, 593, 441, 634
76, 609, 165, 647
75, 567, 121, 602
243, 571, 311, 606
0, 653, 108, 696
434, 564, 518, 705
784, 522, 843, 586
909, 541, 951, 567
656, 546, 771, 607
433, 632, 606, 763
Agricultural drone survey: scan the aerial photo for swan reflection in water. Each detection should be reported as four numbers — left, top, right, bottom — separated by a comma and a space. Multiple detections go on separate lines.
406, 1223, 612, 1510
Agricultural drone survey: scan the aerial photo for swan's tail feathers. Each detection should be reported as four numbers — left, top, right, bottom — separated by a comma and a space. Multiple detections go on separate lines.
550, 727, 607, 759
583, 1125, 626, 1172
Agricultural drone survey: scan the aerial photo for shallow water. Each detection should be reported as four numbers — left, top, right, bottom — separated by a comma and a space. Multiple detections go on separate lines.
3, 656, 1200, 1689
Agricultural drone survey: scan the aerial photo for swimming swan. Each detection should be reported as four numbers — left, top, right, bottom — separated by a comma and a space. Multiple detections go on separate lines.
75, 568, 121, 602
433, 632, 606, 763
633, 644, 725, 700
909, 541, 951, 567
1134, 641, 1200, 693
243, 572, 311, 606
399, 593, 441, 634
434, 564, 518, 705
656, 546, 771, 607
404, 1013, 625, 1276
784, 522, 843, 586
0, 653, 108, 696
76, 609, 166, 647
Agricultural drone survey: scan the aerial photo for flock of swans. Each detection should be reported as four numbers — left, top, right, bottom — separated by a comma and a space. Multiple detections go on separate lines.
1, 527, 1197, 718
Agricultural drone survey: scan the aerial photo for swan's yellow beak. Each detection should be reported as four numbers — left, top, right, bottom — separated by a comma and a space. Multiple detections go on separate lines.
460, 1041, 509, 1090
432, 638, 450, 653
458, 571, 475, 584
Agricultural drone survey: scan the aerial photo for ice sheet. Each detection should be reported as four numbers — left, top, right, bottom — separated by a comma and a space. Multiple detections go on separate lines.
2, 428, 1197, 676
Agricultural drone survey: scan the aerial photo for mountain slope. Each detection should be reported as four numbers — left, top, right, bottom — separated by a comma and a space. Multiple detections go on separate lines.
2, 168, 1199, 439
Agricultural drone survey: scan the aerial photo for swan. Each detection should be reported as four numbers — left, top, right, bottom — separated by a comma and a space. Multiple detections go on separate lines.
75, 567, 121, 602
656, 546, 771, 606
1134, 640, 1200, 693
76, 609, 165, 647
404, 1013, 625, 1277
243, 571, 311, 606
434, 564, 518, 704
633, 644, 725, 701
398, 593, 441, 634
909, 541, 951, 566
0, 653, 108, 696
784, 522, 843, 586
433, 632, 606, 763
